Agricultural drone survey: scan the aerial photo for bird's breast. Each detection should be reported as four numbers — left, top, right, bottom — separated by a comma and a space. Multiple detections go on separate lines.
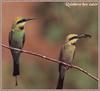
11, 30, 25, 48
62, 45, 76, 63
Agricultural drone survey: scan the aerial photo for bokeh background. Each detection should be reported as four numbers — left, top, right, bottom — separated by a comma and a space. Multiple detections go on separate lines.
2, 2, 98, 89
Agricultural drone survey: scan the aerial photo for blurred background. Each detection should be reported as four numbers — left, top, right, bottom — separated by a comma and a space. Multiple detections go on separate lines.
2, 2, 98, 89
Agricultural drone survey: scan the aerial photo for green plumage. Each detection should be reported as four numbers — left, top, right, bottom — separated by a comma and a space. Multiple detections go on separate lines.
8, 17, 27, 86
9, 17, 39, 86
9, 29, 25, 76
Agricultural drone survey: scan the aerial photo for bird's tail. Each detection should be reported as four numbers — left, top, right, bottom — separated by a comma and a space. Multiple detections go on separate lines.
13, 56, 20, 76
56, 72, 65, 89
12, 50, 20, 76
11, 49, 20, 86
56, 64, 69, 89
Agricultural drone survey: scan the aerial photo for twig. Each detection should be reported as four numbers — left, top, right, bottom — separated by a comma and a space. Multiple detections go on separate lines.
2, 44, 99, 81
71, 65, 98, 81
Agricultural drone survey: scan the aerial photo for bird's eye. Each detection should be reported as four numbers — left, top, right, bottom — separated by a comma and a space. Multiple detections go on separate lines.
19, 26, 24, 30
16, 19, 26, 24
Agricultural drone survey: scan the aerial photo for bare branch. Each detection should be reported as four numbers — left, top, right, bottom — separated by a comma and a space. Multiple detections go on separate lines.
2, 44, 99, 81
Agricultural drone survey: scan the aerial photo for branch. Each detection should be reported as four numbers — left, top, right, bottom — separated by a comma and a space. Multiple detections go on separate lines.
2, 44, 99, 81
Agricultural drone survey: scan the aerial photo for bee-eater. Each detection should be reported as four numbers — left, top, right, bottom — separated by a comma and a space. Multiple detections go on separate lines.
9, 17, 38, 85
56, 33, 91, 89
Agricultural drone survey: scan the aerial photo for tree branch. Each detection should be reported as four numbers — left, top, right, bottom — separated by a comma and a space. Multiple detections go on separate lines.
2, 44, 99, 81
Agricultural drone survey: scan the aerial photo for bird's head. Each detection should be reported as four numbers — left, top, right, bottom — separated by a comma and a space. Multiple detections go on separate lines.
12, 16, 39, 30
65, 33, 91, 45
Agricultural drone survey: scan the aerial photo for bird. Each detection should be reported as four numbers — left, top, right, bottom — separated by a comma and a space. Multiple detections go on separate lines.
9, 16, 39, 86
56, 33, 91, 89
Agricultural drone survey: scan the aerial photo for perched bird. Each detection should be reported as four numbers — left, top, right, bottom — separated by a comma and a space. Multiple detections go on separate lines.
9, 17, 39, 86
56, 33, 91, 89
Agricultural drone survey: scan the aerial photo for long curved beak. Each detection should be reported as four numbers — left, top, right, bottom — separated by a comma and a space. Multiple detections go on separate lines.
78, 34, 92, 39
25, 17, 39, 22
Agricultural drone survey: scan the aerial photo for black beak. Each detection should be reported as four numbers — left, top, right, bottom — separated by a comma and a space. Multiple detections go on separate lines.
78, 34, 92, 39
16, 17, 39, 24
25, 17, 39, 22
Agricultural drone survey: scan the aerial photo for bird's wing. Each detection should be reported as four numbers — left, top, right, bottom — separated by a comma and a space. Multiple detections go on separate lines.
9, 31, 13, 46
72, 48, 76, 62
59, 49, 63, 72
22, 33, 25, 48
59, 48, 63, 61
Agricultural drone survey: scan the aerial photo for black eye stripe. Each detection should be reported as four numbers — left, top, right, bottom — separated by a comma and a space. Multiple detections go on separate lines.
69, 36, 78, 41
16, 19, 26, 24
19, 26, 24, 30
